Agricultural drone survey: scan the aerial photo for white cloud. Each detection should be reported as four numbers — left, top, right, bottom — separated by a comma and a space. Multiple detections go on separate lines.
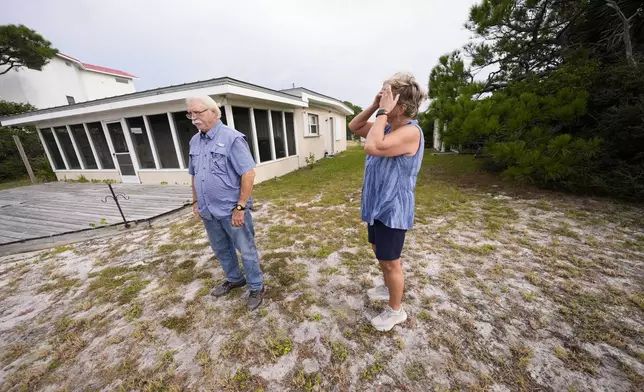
1, 0, 479, 108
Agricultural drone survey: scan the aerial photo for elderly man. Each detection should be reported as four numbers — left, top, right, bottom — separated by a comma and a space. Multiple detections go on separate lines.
187, 96, 264, 310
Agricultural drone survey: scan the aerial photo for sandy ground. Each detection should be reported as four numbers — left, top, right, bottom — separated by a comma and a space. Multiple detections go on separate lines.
0, 184, 643, 391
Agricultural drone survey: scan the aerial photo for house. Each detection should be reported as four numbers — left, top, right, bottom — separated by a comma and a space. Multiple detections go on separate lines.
0, 53, 136, 109
0, 77, 352, 185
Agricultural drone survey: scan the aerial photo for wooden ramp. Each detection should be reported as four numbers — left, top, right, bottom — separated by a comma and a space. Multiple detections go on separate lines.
0, 182, 192, 245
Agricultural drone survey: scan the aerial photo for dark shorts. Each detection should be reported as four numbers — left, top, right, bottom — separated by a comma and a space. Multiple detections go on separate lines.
367, 220, 407, 261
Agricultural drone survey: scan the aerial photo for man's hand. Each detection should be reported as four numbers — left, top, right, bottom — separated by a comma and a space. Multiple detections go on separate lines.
232, 210, 245, 227
379, 85, 400, 113
192, 203, 200, 219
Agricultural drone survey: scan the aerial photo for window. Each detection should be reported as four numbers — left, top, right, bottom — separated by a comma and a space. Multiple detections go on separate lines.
115, 77, 129, 84
27, 65, 42, 71
66, 96, 75, 105
69, 124, 98, 169
65, 61, 72, 67
308, 113, 318, 136
253, 109, 272, 162
285, 112, 296, 156
54, 126, 81, 169
40, 128, 65, 170
125, 117, 155, 169
86, 122, 115, 169
232, 106, 256, 161
148, 114, 179, 168
271, 111, 286, 159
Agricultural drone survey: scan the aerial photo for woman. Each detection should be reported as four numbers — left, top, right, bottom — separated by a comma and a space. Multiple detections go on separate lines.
349, 72, 426, 331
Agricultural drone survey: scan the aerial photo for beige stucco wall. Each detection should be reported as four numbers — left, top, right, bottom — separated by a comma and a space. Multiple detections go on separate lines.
123, 156, 300, 185
294, 107, 347, 167
55, 170, 121, 182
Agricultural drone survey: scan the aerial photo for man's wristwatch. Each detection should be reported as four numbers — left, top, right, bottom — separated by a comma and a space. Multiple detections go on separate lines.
376, 109, 388, 118
233, 204, 246, 211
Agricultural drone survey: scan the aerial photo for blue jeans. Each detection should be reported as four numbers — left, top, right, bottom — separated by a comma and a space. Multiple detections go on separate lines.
202, 210, 264, 291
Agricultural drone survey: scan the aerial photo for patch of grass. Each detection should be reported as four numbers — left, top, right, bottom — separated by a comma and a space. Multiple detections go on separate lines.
2, 343, 29, 366
361, 353, 385, 380
310, 312, 323, 322
160, 316, 190, 333
37, 275, 80, 294
418, 310, 432, 321
196, 349, 211, 366
318, 266, 339, 276
521, 290, 536, 302
555, 345, 600, 375
552, 222, 581, 240
87, 265, 149, 304
124, 303, 142, 321
405, 361, 425, 381
221, 332, 247, 358
0, 178, 33, 190
264, 258, 308, 287
291, 370, 322, 392
330, 340, 349, 363
222, 367, 265, 392
266, 335, 293, 358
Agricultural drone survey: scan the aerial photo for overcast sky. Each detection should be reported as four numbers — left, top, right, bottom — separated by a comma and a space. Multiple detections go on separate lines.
2, 0, 478, 109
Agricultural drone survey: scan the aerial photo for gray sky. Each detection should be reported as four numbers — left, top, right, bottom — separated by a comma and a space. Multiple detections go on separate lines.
2, 0, 478, 109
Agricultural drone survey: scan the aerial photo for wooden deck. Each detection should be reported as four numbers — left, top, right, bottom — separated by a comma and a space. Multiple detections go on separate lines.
0, 182, 192, 245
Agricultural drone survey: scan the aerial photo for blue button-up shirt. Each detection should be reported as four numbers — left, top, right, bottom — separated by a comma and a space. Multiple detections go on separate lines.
188, 121, 256, 219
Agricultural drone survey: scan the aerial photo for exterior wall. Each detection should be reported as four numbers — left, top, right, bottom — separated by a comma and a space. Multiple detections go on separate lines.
55, 170, 120, 182
93, 156, 300, 185
81, 71, 135, 100
253, 156, 300, 183
294, 106, 347, 167
0, 56, 134, 109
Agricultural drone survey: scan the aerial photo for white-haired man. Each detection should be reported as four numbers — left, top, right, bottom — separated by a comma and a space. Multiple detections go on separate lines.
187, 96, 264, 310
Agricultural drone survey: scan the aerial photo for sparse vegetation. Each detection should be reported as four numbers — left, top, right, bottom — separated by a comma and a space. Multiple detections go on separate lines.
0, 146, 642, 391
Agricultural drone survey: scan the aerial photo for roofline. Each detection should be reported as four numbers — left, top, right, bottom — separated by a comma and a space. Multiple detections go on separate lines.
0, 77, 312, 125
56, 53, 136, 79
282, 87, 353, 115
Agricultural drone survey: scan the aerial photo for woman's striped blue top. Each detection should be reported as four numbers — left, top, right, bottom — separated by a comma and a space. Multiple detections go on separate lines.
361, 120, 424, 230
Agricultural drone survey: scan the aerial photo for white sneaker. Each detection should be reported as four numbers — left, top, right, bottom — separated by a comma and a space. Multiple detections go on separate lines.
371, 306, 407, 332
367, 285, 390, 301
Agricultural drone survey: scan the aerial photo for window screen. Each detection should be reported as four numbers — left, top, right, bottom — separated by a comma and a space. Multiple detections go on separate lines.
271, 111, 286, 159
125, 117, 155, 169
285, 112, 296, 156
69, 124, 98, 169
86, 122, 115, 169
172, 112, 196, 168
253, 109, 272, 162
41, 128, 65, 170
54, 126, 81, 169
232, 107, 255, 161
148, 114, 179, 168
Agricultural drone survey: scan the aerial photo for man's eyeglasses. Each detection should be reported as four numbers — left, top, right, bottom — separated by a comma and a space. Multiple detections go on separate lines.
186, 108, 209, 119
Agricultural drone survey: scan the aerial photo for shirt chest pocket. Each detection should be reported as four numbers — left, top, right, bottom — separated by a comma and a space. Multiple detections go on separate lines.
189, 147, 201, 174
210, 146, 228, 175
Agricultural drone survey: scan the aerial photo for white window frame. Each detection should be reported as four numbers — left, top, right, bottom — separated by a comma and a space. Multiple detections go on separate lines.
307, 113, 319, 137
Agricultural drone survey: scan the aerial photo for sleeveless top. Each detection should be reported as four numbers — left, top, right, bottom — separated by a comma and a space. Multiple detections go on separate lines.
361, 120, 424, 230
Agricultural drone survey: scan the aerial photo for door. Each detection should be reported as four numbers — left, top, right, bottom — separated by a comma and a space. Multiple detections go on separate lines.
105, 121, 139, 183
328, 117, 336, 155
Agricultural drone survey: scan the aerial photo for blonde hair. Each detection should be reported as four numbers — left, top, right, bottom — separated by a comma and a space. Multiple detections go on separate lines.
186, 96, 221, 118
383, 72, 426, 118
